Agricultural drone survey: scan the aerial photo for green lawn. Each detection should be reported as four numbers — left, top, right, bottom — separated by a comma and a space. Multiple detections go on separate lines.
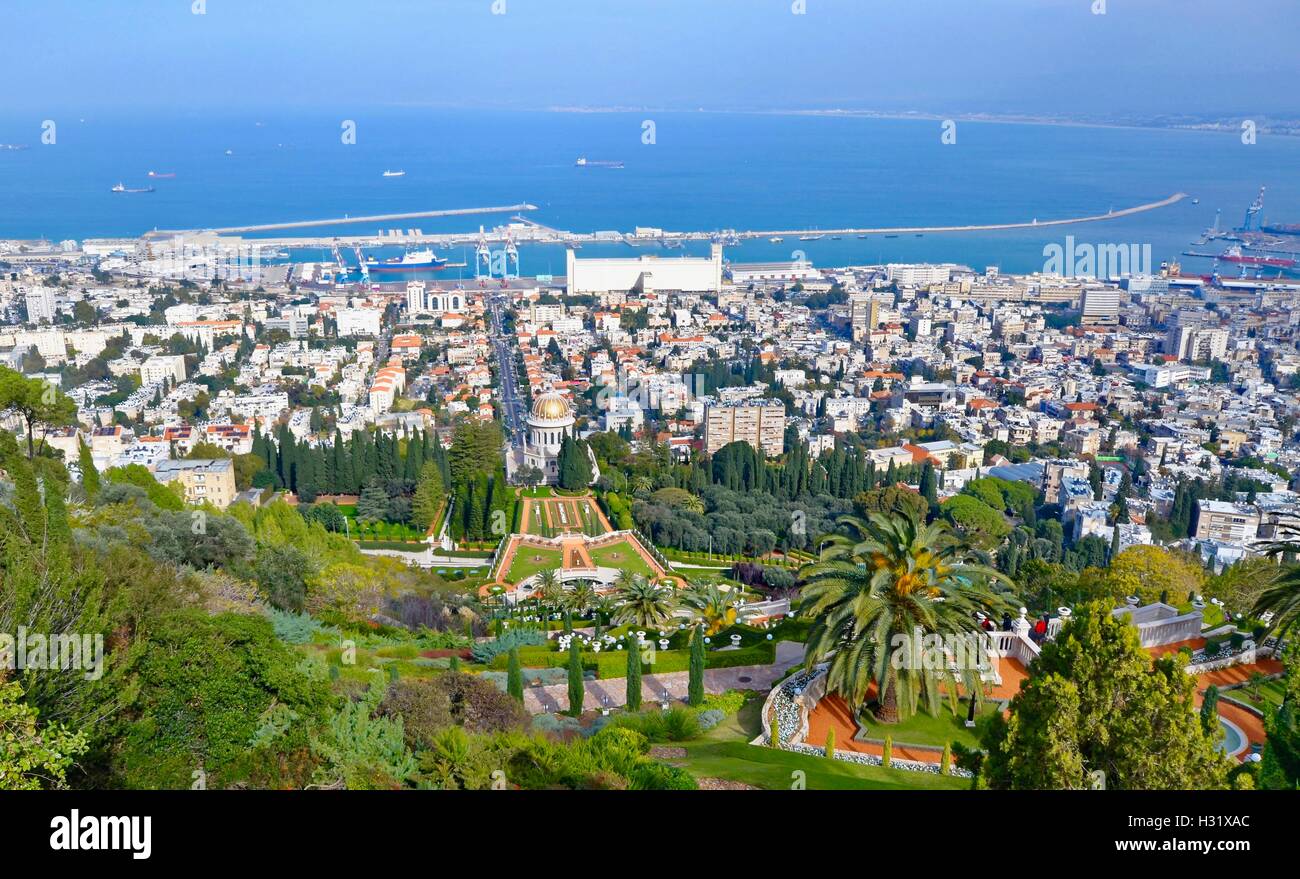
675, 700, 968, 790
1225, 677, 1285, 714
504, 545, 564, 584
854, 702, 999, 750
589, 538, 657, 579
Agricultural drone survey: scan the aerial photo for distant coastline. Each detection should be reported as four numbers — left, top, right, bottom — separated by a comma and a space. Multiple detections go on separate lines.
544, 104, 1300, 138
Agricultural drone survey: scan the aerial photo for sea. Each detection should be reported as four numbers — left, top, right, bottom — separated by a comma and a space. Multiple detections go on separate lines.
1, 108, 1297, 276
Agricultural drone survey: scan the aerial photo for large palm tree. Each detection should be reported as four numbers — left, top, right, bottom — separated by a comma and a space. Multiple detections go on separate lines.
1253, 528, 1300, 637
799, 509, 1012, 723
680, 580, 741, 636
612, 575, 676, 629
535, 568, 563, 610
566, 581, 597, 617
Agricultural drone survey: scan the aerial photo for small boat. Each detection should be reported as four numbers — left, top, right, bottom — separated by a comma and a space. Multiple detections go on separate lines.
829, 235, 842, 240
1192, 198, 1200, 205
884, 234, 899, 239
382, 170, 406, 177
857, 234, 869, 239
769, 237, 784, 244
575, 157, 624, 169
224, 149, 234, 156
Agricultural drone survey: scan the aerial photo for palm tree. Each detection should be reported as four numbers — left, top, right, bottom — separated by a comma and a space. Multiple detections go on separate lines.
535, 568, 563, 610
566, 582, 597, 617
612, 575, 676, 629
1253, 528, 1300, 637
680, 580, 741, 636
799, 509, 1012, 724
614, 568, 639, 590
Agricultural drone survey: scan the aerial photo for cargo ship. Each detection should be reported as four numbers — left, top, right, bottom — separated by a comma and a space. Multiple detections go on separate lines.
147, 171, 176, 178
111, 182, 155, 193
1219, 245, 1295, 269
363, 249, 448, 273
382, 170, 406, 177
575, 157, 624, 168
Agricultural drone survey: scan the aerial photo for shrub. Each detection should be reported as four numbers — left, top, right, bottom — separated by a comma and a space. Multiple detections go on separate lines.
697, 709, 725, 731
470, 628, 547, 664
427, 673, 527, 733
379, 680, 454, 750
1203, 639, 1222, 656
701, 691, 747, 715
608, 706, 700, 743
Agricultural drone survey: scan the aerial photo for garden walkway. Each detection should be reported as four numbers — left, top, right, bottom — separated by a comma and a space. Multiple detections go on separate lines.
522, 639, 804, 714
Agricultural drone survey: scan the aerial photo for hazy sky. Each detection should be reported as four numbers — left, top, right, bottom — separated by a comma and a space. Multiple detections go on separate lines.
6, 0, 1299, 115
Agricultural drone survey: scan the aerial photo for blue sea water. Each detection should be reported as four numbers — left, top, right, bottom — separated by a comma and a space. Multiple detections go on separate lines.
0, 109, 1297, 275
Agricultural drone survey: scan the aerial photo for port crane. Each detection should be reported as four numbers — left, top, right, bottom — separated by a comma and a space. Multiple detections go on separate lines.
1238, 186, 1266, 232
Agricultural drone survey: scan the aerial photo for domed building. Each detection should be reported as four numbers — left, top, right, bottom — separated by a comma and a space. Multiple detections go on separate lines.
524, 391, 577, 484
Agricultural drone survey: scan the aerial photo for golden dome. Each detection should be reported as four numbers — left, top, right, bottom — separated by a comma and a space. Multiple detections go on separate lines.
531, 392, 571, 420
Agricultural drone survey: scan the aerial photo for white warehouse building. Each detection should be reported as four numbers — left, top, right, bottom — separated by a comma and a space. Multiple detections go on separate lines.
566, 244, 723, 295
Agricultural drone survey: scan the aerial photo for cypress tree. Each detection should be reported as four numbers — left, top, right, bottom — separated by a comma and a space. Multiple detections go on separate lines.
825, 727, 836, 760
567, 637, 584, 716
688, 623, 705, 707
626, 637, 642, 711
77, 438, 100, 502
506, 647, 524, 703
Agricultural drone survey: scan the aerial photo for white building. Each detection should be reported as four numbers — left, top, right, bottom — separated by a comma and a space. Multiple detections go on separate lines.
335, 307, 382, 337
524, 392, 577, 484
24, 286, 59, 324
1080, 286, 1120, 325
139, 354, 188, 386
885, 264, 952, 287
566, 244, 723, 295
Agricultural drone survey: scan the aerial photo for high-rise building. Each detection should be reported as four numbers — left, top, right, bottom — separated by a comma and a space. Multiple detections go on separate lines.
406, 280, 426, 313
24, 286, 58, 324
849, 294, 879, 342
704, 399, 786, 457
1080, 286, 1120, 325
1166, 325, 1227, 363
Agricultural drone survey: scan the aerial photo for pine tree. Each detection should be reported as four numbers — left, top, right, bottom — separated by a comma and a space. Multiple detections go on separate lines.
625, 637, 642, 711
506, 647, 523, 703
567, 637, 584, 716
688, 624, 705, 707
357, 477, 390, 522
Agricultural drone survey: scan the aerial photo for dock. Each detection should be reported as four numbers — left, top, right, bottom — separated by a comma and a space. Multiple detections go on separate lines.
142, 193, 1189, 250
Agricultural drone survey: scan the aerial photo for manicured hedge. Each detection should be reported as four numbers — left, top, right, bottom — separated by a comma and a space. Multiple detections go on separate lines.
489, 640, 776, 679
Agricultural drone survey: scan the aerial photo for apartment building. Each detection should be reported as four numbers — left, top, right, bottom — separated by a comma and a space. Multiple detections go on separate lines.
1192, 499, 1261, 543
704, 398, 786, 457
154, 458, 238, 509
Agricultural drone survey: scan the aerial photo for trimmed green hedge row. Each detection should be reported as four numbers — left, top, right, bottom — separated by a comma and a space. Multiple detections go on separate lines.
489, 640, 776, 679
